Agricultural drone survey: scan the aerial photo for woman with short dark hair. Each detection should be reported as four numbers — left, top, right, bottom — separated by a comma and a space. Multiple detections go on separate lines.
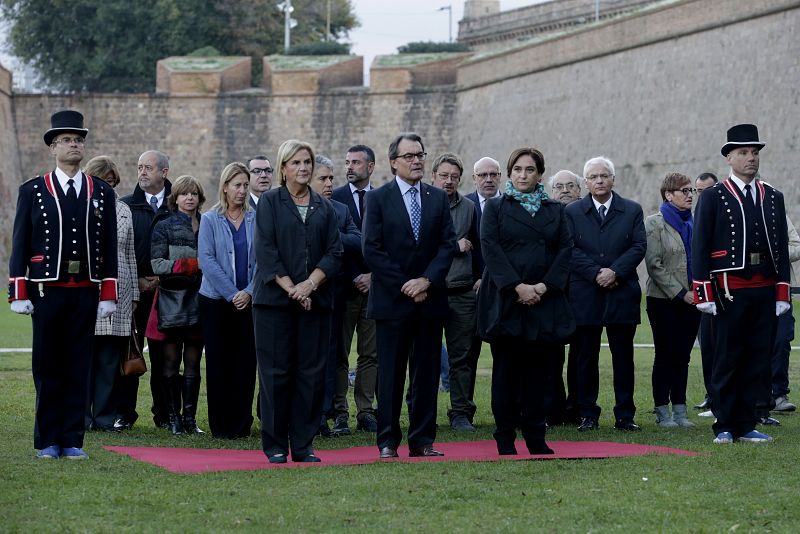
645, 172, 701, 428
477, 147, 574, 455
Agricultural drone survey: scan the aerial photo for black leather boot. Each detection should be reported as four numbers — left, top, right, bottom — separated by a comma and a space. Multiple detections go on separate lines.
182, 375, 204, 434
163, 374, 183, 435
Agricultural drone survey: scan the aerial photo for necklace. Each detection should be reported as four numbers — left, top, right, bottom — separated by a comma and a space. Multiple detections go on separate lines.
226, 208, 243, 223
289, 188, 309, 200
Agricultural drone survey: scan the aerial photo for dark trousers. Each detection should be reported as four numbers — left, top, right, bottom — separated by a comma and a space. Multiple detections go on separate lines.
254, 304, 329, 459
698, 313, 715, 402
375, 315, 442, 450
444, 291, 481, 422
86, 335, 126, 429
771, 309, 794, 398
490, 337, 550, 449
200, 295, 256, 439
30, 285, 98, 449
323, 289, 347, 420
545, 336, 578, 423
646, 296, 701, 406
133, 289, 166, 425
574, 323, 637, 421
335, 291, 377, 418
711, 286, 775, 437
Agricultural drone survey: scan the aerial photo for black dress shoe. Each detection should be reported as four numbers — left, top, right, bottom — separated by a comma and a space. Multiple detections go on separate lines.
409, 446, 445, 457
758, 416, 781, 426
318, 419, 333, 438
614, 419, 642, 432
267, 453, 287, 464
578, 417, 599, 432
379, 447, 398, 459
296, 454, 321, 463
526, 439, 555, 455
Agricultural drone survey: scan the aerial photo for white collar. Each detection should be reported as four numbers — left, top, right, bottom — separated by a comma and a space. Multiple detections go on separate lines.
395, 176, 419, 195
348, 182, 372, 194
144, 188, 165, 205
592, 192, 614, 212
54, 167, 83, 196
250, 192, 260, 205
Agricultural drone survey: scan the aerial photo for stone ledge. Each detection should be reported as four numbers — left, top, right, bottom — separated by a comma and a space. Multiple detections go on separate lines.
156, 56, 252, 95
263, 55, 363, 94
370, 53, 472, 92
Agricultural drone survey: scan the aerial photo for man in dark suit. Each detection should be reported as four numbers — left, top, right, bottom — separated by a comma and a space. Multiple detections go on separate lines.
311, 155, 362, 437
692, 124, 790, 444
362, 133, 457, 458
330, 145, 379, 434
247, 155, 273, 210
9, 110, 118, 459
466, 156, 502, 231
565, 156, 646, 432
120, 150, 172, 430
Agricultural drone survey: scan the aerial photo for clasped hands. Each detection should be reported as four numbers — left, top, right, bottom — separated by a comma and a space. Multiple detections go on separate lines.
402, 277, 430, 303
596, 268, 618, 288
231, 290, 252, 311
287, 278, 316, 311
515, 282, 547, 305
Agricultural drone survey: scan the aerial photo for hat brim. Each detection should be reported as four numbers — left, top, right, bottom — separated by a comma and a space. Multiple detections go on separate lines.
43, 127, 89, 146
721, 141, 765, 157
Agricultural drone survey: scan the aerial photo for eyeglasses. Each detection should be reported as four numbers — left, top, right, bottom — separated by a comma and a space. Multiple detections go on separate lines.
436, 173, 461, 181
250, 167, 273, 175
673, 187, 696, 195
586, 173, 612, 181
554, 182, 578, 191
475, 172, 501, 180
395, 152, 427, 162
53, 137, 85, 146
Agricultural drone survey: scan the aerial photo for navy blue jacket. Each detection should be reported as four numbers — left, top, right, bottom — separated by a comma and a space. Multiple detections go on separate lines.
362, 179, 457, 321
565, 192, 646, 325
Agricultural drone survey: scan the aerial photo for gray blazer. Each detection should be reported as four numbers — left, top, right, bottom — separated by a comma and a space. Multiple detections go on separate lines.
644, 212, 690, 300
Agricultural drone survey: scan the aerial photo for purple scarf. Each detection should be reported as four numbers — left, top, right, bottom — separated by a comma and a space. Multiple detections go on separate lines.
660, 201, 693, 284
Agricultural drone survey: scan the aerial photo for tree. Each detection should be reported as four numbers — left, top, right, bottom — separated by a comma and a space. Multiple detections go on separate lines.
0, 0, 358, 92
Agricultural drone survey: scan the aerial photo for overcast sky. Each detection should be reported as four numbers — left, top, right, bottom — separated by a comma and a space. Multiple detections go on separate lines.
348, 1, 541, 73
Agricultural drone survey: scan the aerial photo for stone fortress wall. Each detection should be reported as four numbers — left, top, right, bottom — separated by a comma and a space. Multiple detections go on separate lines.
2, 0, 799, 273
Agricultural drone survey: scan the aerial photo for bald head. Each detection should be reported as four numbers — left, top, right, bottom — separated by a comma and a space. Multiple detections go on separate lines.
472, 156, 502, 198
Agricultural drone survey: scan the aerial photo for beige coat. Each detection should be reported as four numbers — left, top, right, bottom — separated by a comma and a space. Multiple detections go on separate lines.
645, 212, 691, 300
95, 199, 139, 336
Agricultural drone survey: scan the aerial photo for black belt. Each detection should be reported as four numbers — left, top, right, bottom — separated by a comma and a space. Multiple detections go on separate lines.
60, 260, 89, 274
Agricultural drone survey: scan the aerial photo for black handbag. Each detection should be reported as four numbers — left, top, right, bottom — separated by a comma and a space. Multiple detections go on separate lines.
157, 275, 200, 329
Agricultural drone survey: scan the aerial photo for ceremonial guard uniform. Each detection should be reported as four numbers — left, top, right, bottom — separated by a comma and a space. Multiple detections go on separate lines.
692, 124, 790, 443
8, 111, 118, 459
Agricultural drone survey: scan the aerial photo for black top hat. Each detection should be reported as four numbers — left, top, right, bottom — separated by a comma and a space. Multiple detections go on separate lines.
43, 110, 89, 146
721, 124, 765, 156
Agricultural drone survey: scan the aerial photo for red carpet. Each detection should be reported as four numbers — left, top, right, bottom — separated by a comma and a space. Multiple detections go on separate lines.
105, 440, 698, 474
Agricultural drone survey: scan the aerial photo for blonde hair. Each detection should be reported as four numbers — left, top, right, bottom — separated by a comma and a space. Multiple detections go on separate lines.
214, 162, 251, 213
276, 139, 315, 186
168, 175, 206, 212
85, 155, 120, 188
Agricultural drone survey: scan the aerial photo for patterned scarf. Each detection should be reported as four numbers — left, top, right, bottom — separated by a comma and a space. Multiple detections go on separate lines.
505, 181, 549, 216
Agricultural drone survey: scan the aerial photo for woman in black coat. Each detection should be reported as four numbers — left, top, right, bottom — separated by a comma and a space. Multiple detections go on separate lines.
477, 147, 574, 455
252, 140, 342, 464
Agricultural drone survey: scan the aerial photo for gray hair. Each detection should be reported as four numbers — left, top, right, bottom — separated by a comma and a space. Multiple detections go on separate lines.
141, 150, 170, 171
472, 156, 500, 173
315, 154, 334, 170
583, 156, 615, 178
548, 169, 582, 188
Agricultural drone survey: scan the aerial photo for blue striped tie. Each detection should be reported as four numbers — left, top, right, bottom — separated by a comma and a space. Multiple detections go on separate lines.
409, 187, 421, 242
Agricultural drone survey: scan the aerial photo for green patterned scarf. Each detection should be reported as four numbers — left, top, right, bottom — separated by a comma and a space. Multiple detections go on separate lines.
505, 181, 549, 216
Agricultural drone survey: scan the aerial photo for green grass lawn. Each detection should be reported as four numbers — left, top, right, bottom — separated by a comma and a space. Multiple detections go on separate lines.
1, 303, 799, 532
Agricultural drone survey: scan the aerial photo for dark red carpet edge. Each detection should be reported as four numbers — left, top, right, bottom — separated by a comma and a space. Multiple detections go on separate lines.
104, 440, 698, 474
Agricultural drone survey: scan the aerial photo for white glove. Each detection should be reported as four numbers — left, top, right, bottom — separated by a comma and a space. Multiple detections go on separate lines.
97, 300, 117, 319
776, 301, 791, 316
10, 299, 34, 315
697, 302, 717, 315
